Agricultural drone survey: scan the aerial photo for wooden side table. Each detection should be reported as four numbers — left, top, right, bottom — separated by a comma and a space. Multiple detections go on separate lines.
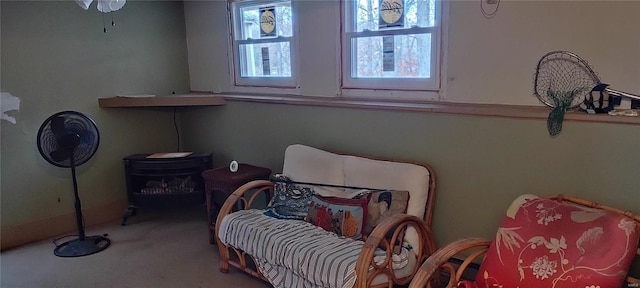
202, 164, 272, 244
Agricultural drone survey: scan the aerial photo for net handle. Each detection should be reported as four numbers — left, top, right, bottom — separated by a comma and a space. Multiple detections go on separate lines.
606, 87, 640, 101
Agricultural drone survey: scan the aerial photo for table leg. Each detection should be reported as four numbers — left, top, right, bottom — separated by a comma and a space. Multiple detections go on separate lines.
206, 190, 214, 244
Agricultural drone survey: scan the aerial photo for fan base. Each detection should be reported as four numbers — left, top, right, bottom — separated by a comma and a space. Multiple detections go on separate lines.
53, 235, 111, 257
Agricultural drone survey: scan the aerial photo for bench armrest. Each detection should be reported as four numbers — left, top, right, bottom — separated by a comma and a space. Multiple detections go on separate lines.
215, 180, 274, 246
409, 238, 491, 288
355, 214, 435, 287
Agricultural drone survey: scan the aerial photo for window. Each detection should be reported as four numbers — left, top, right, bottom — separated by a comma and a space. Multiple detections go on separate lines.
230, 0, 296, 88
343, 0, 442, 93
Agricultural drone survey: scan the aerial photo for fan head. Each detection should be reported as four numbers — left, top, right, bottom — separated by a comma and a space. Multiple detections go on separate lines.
37, 111, 100, 168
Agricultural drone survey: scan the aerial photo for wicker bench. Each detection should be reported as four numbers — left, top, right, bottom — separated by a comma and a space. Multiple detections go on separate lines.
215, 144, 438, 288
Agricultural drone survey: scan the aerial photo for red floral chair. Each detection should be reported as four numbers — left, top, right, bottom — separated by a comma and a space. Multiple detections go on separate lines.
409, 194, 640, 288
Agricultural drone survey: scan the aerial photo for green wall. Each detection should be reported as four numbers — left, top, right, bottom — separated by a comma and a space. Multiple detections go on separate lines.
181, 4, 639, 276
1, 1, 190, 246
181, 101, 640, 247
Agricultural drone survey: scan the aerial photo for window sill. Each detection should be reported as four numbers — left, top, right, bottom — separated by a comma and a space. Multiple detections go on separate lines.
210, 92, 640, 126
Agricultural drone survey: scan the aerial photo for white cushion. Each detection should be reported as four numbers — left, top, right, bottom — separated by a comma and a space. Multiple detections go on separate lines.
281, 144, 431, 250
282, 144, 345, 196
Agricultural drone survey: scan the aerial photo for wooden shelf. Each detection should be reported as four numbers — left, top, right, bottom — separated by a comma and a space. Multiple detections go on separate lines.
98, 94, 225, 108
98, 91, 640, 125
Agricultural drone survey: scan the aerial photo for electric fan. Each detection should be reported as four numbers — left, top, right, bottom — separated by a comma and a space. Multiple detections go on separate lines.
36, 111, 110, 257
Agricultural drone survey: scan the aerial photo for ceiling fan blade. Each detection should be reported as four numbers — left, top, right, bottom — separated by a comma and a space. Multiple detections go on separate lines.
50, 115, 67, 139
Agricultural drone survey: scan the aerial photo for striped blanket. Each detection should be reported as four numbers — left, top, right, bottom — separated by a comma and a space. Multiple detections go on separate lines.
218, 209, 409, 288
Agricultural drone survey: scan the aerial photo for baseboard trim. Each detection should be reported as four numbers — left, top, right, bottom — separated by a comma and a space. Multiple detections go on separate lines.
0, 199, 127, 251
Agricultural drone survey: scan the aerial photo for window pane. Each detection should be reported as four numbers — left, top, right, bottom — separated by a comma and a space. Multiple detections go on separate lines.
352, 33, 431, 78
239, 42, 291, 77
355, 0, 436, 32
238, 2, 292, 40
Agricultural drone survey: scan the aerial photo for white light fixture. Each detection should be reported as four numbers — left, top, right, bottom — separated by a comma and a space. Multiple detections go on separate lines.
97, 0, 126, 13
75, 0, 93, 10
75, 0, 126, 33
75, 0, 126, 13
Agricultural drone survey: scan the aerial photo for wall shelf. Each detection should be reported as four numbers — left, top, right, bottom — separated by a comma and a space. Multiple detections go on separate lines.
98, 94, 225, 108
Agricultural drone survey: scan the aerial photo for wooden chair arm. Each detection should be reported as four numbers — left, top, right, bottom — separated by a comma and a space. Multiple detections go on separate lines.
214, 180, 274, 245
409, 238, 491, 288
355, 214, 435, 287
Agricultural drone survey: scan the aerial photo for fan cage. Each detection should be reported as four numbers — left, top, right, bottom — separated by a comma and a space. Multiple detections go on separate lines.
37, 111, 100, 168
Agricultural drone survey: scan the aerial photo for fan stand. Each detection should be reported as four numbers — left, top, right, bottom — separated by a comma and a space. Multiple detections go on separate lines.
54, 235, 111, 257
53, 155, 111, 257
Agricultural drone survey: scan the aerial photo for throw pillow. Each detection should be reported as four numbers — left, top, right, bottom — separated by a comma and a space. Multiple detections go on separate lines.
363, 190, 410, 235
306, 195, 368, 240
263, 174, 315, 220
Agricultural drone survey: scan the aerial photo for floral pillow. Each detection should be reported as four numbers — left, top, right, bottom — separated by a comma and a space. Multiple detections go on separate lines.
467, 194, 639, 288
305, 195, 368, 240
263, 174, 314, 220
363, 190, 410, 235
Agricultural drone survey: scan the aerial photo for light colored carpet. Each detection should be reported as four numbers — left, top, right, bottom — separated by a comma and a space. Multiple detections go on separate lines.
1, 206, 271, 288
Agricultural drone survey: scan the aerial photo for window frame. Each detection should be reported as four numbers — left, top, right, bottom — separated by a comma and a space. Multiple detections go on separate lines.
228, 0, 298, 89
341, 0, 444, 98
